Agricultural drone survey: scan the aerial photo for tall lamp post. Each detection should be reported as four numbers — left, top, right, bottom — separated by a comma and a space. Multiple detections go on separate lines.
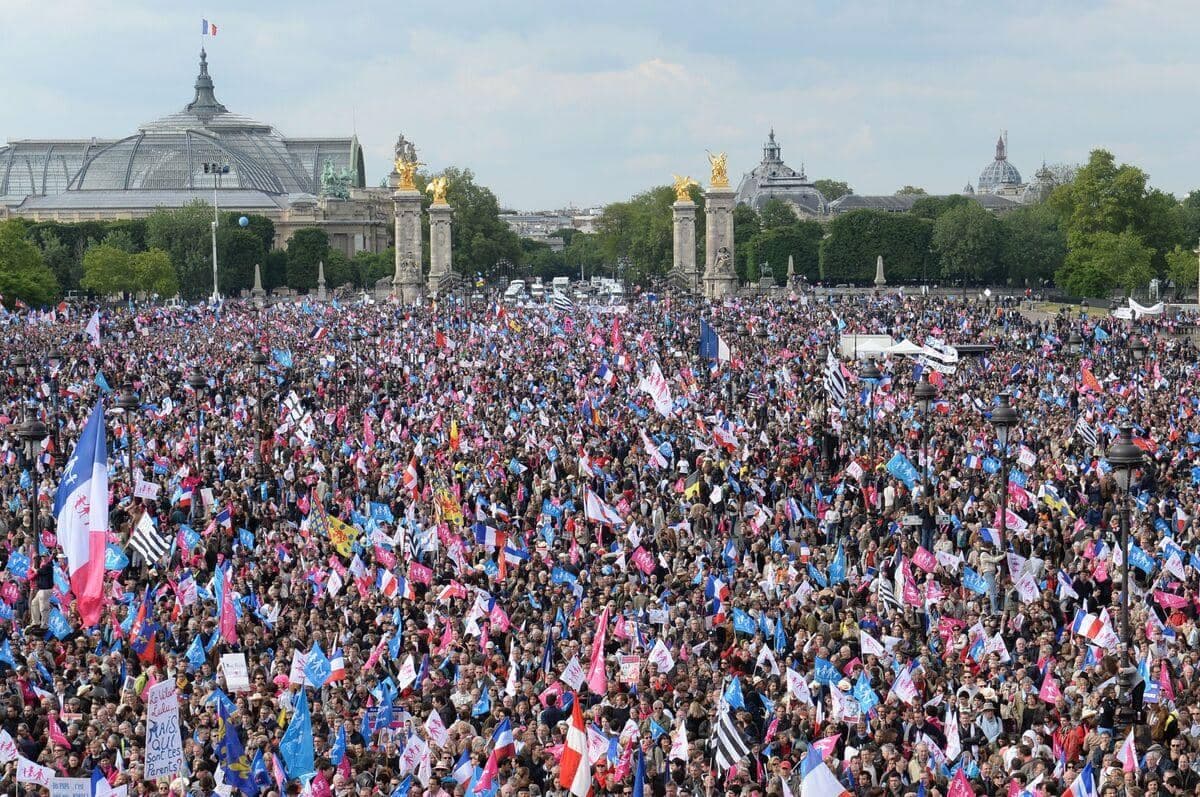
115, 385, 139, 498
990, 392, 1018, 603
1067, 331, 1083, 357
1106, 425, 1143, 666
858, 358, 882, 516
47, 349, 62, 451
914, 374, 937, 497
186, 369, 207, 519
16, 410, 48, 543
1129, 337, 1147, 373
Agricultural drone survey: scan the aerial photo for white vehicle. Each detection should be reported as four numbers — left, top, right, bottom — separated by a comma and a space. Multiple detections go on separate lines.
503, 280, 526, 303
551, 277, 570, 293
530, 280, 546, 301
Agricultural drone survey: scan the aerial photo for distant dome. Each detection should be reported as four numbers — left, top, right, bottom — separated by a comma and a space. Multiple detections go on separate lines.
735, 130, 828, 216
978, 134, 1021, 193
68, 49, 336, 195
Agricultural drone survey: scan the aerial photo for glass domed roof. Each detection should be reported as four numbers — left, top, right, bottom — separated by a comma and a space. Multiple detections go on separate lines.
978, 135, 1022, 192
68, 50, 314, 195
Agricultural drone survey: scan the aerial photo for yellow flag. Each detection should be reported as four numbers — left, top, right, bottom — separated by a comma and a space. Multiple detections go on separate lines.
327, 515, 360, 557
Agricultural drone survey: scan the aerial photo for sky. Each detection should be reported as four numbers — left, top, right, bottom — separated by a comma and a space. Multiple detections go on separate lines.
2, 1, 1197, 210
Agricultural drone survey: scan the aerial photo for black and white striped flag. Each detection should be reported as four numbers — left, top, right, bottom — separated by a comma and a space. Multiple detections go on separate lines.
711, 698, 750, 771
130, 511, 170, 564
877, 576, 902, 615
1074, 416, 1098, 449
552, 292, 574, 314
824, 350, 848, 407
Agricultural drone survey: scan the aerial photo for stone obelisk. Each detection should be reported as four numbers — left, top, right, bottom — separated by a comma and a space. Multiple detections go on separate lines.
427, 191, 453, 297
391, 167, 424, 304
703, 153, 737, 300
874, 255, 886, 289
671, 185, 699, 293
316, 260, 327, 301
251, 262, 266, 304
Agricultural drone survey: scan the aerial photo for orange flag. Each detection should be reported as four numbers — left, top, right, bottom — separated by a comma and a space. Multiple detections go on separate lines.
1080, 367, 1102, 393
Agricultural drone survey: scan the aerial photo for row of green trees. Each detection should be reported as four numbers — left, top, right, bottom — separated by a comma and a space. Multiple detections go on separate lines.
565, 148, 1200, 297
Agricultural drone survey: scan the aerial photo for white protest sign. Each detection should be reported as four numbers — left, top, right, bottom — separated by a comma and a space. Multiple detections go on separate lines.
18, 756, 55, 787
143, 681, 183, 780
200, 487, 215, 508
0, 729, 17, 763
618, 655, 641, 684
560, 656, 585, 692
50, 778, 90, 797
134, 480, 161, 500
289, 649, 308, 686
220, 653, 250, 693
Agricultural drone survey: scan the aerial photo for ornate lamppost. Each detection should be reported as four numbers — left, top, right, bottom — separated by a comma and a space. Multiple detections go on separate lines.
115, 385, 139, 498
990, 392, 1018, 605
913, 374, 937, 498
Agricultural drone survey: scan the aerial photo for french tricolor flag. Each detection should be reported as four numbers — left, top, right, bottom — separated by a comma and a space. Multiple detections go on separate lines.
490, 717, 516, 760
1072, 609, 1106, 641
328, 647, 346, 682
201, 19, 217, 36
980, 527, 1002, 547
52, 402, 109, 626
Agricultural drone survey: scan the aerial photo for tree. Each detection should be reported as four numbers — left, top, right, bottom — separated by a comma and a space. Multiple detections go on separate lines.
744, 220, 823, 284
34, 232, 76, 295
0, 220, 59, 306
562, 233, 604, 280
286, 228, 329, 291
217, 227, 265, 295
997, 205, 1067, 287
145, 201, 214, 301
101, 227, 138, 254
263, 249, 288, 291
1165, 244, 1197, 297
812, 179, 852, 201
1056, 230, 1154, 298
731, 204, 760, 282
80, 243, 132, 296
132, 249, 179, 297
932, 202, 1000, 284
819, 210, 934, 284
352, 249, 394, 288
221, 213, 276, 254
322, 249, 355, 290
414, 167, 522, 278
594, 185, 686, 282
895, 186, 927, 196
910, 194, 970, 221
759, 198, 798, 230
1179, 190, 1200, 250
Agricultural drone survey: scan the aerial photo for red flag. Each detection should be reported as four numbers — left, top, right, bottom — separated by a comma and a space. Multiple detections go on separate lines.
1080, 368, 1102, 394
559, 697, 592, 797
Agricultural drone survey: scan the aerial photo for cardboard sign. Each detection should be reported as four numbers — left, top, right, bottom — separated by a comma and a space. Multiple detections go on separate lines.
143, 681, 183, 780
134, 480, 161, 500
50, 778, 90, 797
618, 655, 641, 684
220, 653, 250, 693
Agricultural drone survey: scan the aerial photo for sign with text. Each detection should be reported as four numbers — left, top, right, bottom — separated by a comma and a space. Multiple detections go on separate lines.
143, 681, 183, 780
220, 653, 250, 693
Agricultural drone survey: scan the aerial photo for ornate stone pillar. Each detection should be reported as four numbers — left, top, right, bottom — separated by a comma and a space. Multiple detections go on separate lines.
671, 199, 698, 293
316, 260, 327, 301
390, 171, 424, 304
427, 203, 453, 296
703, 185, 737, 300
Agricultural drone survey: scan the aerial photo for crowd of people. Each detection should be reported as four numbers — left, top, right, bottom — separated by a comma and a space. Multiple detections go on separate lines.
3, 287, 1200, 797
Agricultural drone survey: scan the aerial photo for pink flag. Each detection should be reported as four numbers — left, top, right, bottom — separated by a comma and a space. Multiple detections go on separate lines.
812, 734, 841, 758
408, 562, 432, 585
586, 606, 611, 695
912, 547, 937, 573
948, 770, 975, 797
1160, 661, 1176, 701
1153, 590, 1190, 609
474, 751, 499, 794
1118, 729, 1137, 772
48, 713, 70, 748
219, 568, 238, 643
1037, 672, 1061, 704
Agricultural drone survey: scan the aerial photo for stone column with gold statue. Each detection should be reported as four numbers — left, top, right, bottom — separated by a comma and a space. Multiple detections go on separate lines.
426, 176, 454, 296
670, 175, 699, 293
703, 151, 737, 300
390, 136, 425, 304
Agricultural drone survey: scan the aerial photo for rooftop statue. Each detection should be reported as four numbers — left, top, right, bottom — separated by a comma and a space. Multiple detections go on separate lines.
320, 159, 356, 200
672, 175, 699, 202
707, 151, 730, 188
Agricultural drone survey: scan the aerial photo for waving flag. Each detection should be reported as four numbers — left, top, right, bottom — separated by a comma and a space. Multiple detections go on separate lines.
699, 320, 731, 362
53, 402, 109, 626
559, 697, 592, 797
280, 688, 315, 779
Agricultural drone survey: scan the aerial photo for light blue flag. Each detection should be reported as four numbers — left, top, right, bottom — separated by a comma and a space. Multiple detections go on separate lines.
1128, 544, 1156, 574
280, 688, 315, 779
304, 642, 331, 687
472, 688, 491, 717
731, 608, 757, 636
47, 608, 72, 640
829, 544, 846, 585
185, 636, 206, 671
962, 567, 989, 595
885, 453, 919, 489
814, 657, 839, 685
104, 545, 129, 571
854, 671, 879, 712
723, 676, 745, 709
0, 640, 15, 668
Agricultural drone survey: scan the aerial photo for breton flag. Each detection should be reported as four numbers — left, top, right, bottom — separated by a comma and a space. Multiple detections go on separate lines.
129, 511, 170, 565
202, 19, 218, 36
699, 319, 731, 363
1074, 416, 1097, 449
553, 292, 575, 314
823, 349, 848, 407
53, 402, 109, 626
559, 697, 591, 797
711, 697, 750, 771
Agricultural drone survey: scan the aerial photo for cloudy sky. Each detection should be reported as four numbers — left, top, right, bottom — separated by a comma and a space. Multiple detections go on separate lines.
2, 1, 1196, 210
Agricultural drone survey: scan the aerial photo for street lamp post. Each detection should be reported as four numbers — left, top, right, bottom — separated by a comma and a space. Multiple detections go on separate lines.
1130, 337, 1147, 374
16, 410, 48, 541
858, 358, 882, 516
115, 385, 139, 498
186, 369, 207, 519
990, 392, 1018, 605
47, 349, 62, 451
914, 374, 937, 498
1067, 331, 1083, 357
1106, 425, 1143, 666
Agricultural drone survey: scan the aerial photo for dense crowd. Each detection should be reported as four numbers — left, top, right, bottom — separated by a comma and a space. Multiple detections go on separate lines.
3, 289, 1200, 797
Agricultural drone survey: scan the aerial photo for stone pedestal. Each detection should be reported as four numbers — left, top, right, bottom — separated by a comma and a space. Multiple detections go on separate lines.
316, 260, 327, 301
391, 175, 425, 304
703, 187, 737, 300
427, 203, 454, 296
671, 200, 699, 292
874, 255, 887, 288
250, 262, 266, 304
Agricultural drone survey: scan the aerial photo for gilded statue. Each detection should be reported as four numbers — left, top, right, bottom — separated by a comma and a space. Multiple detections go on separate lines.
427, 176, 449, 205
672, 175, 699, 202
393, 157, 423, 191
707, 151, 730, 188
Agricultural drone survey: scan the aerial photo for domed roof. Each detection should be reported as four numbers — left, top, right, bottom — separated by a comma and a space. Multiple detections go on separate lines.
68, 50, 315, 195
978, 134, 1021, 193
735, 130, 828, 215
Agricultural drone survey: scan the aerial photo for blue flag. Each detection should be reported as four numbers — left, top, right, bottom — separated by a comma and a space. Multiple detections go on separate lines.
962, 567, 989, 595
304, 642, 332, 688
472, 688, 492, 717
633, 747, 646, 797
280, 688, 315, 779
731, 608, 757, 636
215, 700, 260, 796
47, 608, 72, 640
104, 545, 129, 571
0, 640, 14, 668
885, 453, 919, 489
814, 657, 839, 685
185, 636, 206, 671
330, 725, 347, 766
829, 543, 846, 585
699, 319, 731, 362
723, 676, 745, 709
